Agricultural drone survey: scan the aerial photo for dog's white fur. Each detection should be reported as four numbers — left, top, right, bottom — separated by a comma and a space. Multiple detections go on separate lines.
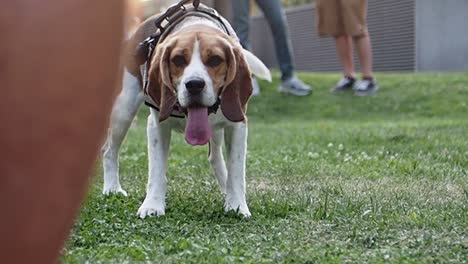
102, 14, 270, 219
177, 41, 217, 108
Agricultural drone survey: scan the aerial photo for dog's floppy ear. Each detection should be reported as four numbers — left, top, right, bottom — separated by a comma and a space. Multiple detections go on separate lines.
146, 37, 178, 122
221, 43, 253, 122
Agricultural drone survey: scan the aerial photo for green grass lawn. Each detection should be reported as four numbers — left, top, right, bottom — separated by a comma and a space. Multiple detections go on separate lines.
64, 73, 468, 263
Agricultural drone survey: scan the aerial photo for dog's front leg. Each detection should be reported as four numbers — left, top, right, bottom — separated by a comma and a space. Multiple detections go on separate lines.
224, 122, 251, 217
137, 110, 171, 218
209, 129, 227, 194
102, 69, 143, 196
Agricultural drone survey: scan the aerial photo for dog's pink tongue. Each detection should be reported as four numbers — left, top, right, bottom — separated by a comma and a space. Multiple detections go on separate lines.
185, 106, 211, 146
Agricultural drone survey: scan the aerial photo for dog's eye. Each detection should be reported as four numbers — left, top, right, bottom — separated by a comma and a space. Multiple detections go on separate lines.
172, 55, 187, 67
206, 55, 223, 67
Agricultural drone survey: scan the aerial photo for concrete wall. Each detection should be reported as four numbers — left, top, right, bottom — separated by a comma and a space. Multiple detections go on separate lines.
416, 0, 468, 71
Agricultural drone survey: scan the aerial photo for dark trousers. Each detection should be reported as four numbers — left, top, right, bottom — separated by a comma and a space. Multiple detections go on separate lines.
232, 0, 295, 80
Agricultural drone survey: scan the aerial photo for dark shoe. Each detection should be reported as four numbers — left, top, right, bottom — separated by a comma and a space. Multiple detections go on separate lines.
330, 76, 356, 93
354, 78, 379, 96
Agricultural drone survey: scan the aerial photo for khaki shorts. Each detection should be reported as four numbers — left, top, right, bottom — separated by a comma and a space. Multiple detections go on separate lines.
316, 0, 368, 37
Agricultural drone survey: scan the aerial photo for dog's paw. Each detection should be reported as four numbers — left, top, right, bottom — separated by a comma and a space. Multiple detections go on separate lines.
137, 199, 165, 219
102, 185, 128, 196
225, 198, 251, 218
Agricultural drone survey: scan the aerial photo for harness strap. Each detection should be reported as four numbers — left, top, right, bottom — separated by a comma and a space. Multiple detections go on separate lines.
145, 99, 221, 119
144, 101, 185, 119
158, 7, 231, 45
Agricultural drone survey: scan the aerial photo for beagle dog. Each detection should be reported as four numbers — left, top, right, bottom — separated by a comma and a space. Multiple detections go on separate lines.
102, 6, 271, 218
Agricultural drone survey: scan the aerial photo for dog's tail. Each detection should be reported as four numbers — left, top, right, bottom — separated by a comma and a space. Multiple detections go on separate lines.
242, 49, 272, 82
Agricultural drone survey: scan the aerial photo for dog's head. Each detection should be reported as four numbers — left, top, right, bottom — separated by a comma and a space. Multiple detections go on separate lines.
146, 25, 270, 145
147, 26, 253, 121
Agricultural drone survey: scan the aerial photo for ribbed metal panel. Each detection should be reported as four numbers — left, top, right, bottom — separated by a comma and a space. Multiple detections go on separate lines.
249, 0, 416, 72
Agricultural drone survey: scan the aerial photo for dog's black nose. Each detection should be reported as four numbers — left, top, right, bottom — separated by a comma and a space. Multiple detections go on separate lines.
185, 78, 205, 95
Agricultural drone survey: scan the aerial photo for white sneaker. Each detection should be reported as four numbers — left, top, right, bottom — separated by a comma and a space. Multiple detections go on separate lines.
354, 78, 379, 96
251, 78, 261, 96
279, 76, 312, 96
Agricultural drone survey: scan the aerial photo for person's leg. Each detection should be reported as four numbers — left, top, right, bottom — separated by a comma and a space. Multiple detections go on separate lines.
0, 0, 124, 263
231, 0, 252, 49
330, 34, 357, 93
232, 0, 264, 96
354, 33, 379, 96
335, 35, 356, 77
341, 0, 378, 95
316, 0, 355, 93
255, 0, 294, 81
255, 0, 311, 96
354, 34, 373, 79
343, 0, 373, 79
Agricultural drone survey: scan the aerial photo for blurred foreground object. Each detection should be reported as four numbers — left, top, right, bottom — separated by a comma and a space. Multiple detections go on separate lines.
126, 0, 143, 33
0, 0, 124, 263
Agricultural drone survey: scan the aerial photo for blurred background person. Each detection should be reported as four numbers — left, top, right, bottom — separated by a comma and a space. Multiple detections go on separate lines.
125, 0, 143, 36
232, 0, 312, 96
316, 0, 379, 96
